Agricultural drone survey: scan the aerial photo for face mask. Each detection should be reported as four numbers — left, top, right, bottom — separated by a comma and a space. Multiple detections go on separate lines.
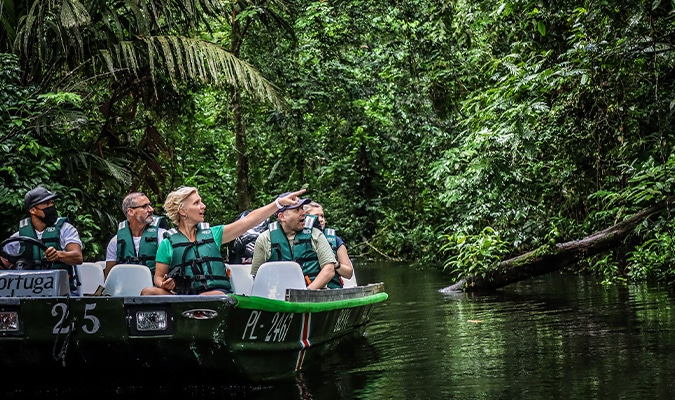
39, 205, 59, 226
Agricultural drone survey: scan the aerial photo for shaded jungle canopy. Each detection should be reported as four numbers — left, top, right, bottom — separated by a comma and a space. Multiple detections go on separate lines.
1, 0, 674, 287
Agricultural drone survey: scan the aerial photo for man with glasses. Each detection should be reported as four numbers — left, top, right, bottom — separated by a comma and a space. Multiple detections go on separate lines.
0, 185, 84, 293
104, 192, 168, 278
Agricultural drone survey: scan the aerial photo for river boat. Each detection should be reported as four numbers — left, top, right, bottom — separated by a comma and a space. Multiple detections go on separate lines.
0, 236, 387, 383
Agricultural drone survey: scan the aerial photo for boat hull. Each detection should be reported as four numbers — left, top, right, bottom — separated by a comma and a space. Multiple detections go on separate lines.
0, 283, 387, 382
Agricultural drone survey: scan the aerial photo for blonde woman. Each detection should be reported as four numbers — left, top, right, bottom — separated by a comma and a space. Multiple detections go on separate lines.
141, 187, 306, 295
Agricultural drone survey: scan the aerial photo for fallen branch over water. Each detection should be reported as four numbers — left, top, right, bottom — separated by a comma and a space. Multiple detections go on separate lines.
441, 198, 673, 293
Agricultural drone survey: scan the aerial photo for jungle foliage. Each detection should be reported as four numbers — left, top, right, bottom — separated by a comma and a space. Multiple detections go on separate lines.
1, 0, 674, 285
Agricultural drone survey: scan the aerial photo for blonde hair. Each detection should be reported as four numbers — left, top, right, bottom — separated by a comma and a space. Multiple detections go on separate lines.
164, 186, 198, 226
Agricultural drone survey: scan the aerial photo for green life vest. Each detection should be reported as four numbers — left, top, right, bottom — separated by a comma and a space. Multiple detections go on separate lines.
166, 223, 231, 294
323, 227, 343, 289
323, 227, 338, 252
18, 216, 77, 291
115, 216, 165, 275
269, 215, 321, 285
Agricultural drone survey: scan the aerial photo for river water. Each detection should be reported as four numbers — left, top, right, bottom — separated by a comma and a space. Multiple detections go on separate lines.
5, 261, 675, 399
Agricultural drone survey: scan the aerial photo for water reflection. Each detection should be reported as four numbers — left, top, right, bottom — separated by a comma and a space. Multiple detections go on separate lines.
354, 264, 675, 400
4, 262, 675, 400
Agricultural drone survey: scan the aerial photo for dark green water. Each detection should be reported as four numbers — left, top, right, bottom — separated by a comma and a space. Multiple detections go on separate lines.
5, 262, 675, 399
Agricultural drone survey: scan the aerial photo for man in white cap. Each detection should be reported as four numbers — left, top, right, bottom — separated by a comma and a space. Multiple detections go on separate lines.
250, 192, 337, 290
0, 185, 83, 292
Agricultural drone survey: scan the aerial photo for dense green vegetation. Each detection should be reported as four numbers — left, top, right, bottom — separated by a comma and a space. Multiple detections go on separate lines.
1, 0, 673, 284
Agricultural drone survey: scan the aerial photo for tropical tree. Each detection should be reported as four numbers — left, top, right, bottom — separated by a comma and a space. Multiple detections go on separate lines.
205, 0, 295, 211
431, 0, 675, 282
0, 0, 288, 258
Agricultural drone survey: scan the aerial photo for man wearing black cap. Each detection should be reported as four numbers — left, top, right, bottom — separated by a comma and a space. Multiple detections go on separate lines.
0, 185, 83, 291
250, 192, 337, 290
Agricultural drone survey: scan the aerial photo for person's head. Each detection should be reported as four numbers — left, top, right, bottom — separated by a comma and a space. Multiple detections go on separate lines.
303, 201, 325, 230
24, 185, 59, 227
122, 192, 155, 226
275, 192, 311, 233
164, 186, 204, 226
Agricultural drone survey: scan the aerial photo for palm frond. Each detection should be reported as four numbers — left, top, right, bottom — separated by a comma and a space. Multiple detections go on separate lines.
100, 35, 288, 110
66, 151, 132, 185
13, 0, 289, 109
97, 155, 133, 185
59, 0, 90, 28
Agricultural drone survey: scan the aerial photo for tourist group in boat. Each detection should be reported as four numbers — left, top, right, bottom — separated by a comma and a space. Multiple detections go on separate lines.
0, 185, 355, 296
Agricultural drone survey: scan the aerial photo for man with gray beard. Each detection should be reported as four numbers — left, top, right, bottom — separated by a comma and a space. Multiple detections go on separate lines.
105, 192, 168, 279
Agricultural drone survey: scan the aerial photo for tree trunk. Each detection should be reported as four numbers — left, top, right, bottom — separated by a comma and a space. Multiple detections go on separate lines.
232, 86, 250, 211
230, 12, 251, 212
442, 198, 673, 292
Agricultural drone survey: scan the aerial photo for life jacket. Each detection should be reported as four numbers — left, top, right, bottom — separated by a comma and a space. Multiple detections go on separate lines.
323, 227, 344, 289
18, 216, 77, 291
269, 215, 322, 286
166, 223, 231, 294
115, 216, 166, 275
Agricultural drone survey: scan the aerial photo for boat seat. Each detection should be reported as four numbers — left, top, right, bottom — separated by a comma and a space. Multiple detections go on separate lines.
103, 264, 153, 296
251, 261, 306, 300
342, 267, 358, 288
228, 264, 253, 295
76, 262, 106, 295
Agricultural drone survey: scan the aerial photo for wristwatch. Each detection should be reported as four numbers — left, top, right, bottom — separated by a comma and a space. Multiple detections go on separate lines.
334, 262, 341, 270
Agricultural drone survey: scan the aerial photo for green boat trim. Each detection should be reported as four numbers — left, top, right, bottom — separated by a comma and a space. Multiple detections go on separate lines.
233, 291, 389, 313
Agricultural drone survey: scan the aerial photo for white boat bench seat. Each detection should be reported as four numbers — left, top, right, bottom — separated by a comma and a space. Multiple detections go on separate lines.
250, 261, 306, 300
228, 264, 254, 295
76, 262, 105, 296
342, 267, 357, 288
103, 264, 153, 296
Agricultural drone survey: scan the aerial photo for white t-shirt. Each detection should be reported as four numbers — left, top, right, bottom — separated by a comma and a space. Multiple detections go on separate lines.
105, 228, 167, 262
2, 222, 83, 257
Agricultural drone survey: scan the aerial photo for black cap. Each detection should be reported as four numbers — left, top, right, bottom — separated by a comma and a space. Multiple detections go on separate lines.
24, 186, 59, 211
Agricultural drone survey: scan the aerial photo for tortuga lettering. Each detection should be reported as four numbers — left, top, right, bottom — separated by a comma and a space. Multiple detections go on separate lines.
0, 270, 70, 297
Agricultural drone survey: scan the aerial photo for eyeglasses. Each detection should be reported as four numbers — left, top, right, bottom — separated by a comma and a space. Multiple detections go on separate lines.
129, 203, 152, 210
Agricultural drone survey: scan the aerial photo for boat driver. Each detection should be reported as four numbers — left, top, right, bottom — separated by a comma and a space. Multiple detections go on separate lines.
0, 185, 83, 293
